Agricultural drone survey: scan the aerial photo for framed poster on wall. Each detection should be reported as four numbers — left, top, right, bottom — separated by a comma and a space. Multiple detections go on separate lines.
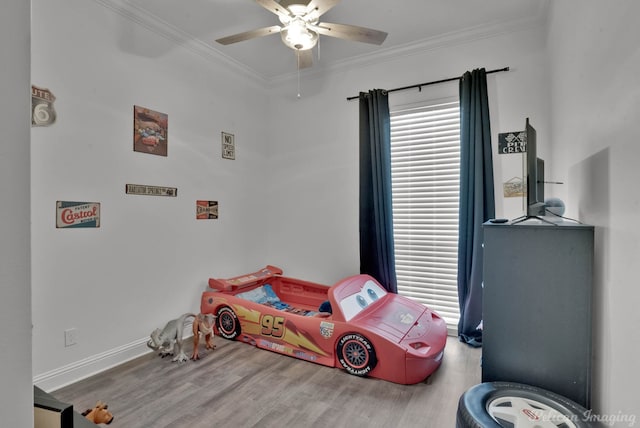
133, 105, 168, 156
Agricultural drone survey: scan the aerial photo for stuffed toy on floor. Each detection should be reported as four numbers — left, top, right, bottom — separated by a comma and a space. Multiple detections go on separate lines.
82, 401, 114, 425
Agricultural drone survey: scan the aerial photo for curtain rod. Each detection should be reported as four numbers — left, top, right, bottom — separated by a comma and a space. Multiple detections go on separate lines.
346, 66, 510, 101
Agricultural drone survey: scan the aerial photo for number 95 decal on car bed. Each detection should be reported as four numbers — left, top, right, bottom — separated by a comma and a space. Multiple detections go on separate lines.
261, 314, 285, 338
221, 303, 330, 357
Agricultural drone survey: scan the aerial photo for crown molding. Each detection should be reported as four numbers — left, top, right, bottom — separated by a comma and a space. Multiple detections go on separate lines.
91, 0, 268, 84
93, 0, 549, 85
271, 2, 550, 85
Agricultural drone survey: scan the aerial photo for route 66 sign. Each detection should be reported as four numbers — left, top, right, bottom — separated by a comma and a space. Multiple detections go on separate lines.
31, 85, 57, 126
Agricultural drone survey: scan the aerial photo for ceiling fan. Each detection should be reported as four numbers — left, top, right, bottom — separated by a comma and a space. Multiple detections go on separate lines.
215, 0, 388, 69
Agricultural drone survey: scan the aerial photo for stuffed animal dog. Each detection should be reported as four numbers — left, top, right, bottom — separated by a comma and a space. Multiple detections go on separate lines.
82, 401, 114, 425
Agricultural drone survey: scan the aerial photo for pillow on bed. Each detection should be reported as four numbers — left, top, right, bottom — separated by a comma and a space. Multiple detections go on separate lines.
236, 284, 281, 305
262, 284, 280, 303
235, 286, 266, 303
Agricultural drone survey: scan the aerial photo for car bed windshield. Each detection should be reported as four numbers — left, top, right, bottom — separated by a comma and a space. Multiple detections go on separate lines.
338, 280, 388, 321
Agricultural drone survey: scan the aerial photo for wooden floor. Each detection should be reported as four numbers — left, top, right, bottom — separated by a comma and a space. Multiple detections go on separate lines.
53, 335, 481, 427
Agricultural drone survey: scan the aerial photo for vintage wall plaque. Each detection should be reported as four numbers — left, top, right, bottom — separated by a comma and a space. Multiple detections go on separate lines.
196, 200, 219, 219
125, 184, 177, 197
32, 85, 57, 126
56, 201, 100, 228
222, 132, 235, 160
498, 131, 526, 154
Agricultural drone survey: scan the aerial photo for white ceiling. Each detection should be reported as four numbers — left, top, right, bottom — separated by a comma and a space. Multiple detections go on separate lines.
104, 0, 548, 81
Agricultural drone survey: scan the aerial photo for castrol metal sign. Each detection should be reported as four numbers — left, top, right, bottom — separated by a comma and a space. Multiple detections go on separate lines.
56, 201, 101, 228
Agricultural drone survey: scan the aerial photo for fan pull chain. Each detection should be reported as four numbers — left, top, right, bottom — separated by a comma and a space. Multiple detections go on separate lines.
297, 50, 301, 98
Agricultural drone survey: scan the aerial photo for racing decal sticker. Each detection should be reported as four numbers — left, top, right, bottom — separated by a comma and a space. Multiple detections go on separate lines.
232, 304, 263, 335
261, 314, 285, 338
258, 339, 294, 355
399, 312, 415, 325
228, 275, 258, 286
320, 321, 334, 339
294, 350, 318, 362
283, 320, 329, 356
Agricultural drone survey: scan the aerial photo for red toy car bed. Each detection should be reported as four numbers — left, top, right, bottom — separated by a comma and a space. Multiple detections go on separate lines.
201, 266, 447, 385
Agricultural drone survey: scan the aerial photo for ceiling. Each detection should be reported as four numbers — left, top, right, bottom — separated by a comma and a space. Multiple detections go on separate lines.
107, 0, 548, 81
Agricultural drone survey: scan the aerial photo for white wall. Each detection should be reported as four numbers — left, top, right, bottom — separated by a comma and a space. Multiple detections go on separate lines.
0, 1, 32, 425
31, 0, 271, 389
264, 23, 550, 285
547, 0, 640, 420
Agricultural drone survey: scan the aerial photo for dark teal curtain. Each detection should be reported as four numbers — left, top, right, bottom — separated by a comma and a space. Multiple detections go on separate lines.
457, 69, 495, 346
359, 89, 397, 293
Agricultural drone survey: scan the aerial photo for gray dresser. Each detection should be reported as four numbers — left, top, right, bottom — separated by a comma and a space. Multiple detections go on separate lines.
481, 219, 594, 408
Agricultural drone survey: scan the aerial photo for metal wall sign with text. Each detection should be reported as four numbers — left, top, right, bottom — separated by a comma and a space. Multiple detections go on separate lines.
222, 132, 235, 160
196, 200, 219, 219
56, 201, 100, 228
32, 85, 57, 127
125, 184, 177, 197
498, 131, 526, 154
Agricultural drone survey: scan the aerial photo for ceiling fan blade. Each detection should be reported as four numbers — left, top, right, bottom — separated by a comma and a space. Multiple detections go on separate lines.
305, 0, 341, 17
216, 25, 282, 45
312, 22, 388, 45
255, 0, 291, 20
296, 49, 313, 69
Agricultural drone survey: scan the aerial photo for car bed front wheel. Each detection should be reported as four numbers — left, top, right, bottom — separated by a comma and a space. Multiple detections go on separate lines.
337, 333, 377, 377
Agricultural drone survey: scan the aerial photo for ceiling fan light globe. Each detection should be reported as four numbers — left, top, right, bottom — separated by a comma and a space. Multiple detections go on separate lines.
281, 24, 318, 51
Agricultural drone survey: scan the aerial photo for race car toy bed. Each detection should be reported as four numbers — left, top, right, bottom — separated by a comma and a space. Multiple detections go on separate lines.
201, 265, 447, 385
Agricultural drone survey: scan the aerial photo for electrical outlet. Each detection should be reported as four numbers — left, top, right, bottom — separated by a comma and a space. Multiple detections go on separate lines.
64, 328, 78, 347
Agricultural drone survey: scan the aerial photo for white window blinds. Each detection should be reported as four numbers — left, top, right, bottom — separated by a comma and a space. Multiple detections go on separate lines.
390, 100, 461, 328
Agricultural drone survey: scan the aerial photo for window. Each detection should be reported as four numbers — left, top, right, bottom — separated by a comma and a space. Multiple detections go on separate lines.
390, 99, 460, 328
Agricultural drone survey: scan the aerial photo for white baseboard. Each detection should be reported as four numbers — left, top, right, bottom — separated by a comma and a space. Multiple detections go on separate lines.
33, 338, 151, 393
34, 322, 196, 393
